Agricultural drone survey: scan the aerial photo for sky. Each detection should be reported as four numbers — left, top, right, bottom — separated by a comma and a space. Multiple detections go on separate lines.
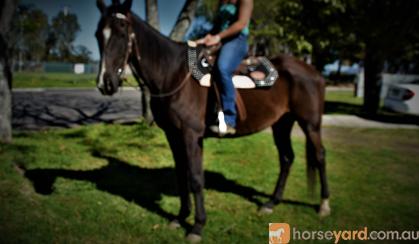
21, 0, 187, 61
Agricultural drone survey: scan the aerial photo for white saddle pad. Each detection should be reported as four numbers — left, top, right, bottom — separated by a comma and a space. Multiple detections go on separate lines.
199, 74, 256, 89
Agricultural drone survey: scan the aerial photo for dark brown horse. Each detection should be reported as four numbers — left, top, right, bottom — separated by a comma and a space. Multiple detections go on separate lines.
95, 0, 330, 241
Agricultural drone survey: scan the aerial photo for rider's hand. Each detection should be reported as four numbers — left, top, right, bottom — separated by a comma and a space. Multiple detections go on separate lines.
205, 34, 221, 46
195, 34, 209, 44
196, 34, 221, 46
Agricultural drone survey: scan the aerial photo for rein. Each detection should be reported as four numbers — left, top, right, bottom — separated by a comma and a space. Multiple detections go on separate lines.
149, 73, 191, 98
114, 12, 190, 98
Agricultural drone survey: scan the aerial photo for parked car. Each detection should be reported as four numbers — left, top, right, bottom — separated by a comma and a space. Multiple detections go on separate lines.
383, 80, 419, 116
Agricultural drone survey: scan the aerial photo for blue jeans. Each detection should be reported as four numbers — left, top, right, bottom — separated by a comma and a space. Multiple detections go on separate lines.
215, 33, 248, 127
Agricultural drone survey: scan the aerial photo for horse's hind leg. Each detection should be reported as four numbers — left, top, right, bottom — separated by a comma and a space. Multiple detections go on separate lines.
299, 121, 331, 217
261, 113, 295, 213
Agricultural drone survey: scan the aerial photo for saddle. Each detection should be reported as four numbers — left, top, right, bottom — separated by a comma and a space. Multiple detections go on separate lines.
187, 41, 279, 89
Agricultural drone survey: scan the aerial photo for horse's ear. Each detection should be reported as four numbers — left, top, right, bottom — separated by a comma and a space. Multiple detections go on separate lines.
121, 0, 133, 12
97, 0, 106, 13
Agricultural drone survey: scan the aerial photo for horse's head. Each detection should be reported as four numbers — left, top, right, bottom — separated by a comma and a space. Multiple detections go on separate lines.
95, 0, 134, 95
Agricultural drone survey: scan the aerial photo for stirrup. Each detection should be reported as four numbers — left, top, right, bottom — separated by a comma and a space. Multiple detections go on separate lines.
209, 111, 236, 136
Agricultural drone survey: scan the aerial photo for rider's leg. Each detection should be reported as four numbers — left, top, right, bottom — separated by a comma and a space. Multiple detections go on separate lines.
215, 33, 248, 128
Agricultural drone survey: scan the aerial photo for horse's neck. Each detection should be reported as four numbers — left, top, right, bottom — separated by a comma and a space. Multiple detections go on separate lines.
130, 16, 187, 92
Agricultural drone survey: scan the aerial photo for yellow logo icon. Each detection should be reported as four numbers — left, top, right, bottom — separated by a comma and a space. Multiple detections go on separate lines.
269, 223, 290, 244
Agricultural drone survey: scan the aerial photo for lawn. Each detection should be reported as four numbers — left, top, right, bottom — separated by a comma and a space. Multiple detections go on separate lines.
325, 90, 419, 124
13, 72, 138, 88
1, 123, 418, 243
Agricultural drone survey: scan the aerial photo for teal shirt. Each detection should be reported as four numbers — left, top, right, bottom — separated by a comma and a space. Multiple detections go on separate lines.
218, 3, 249, 36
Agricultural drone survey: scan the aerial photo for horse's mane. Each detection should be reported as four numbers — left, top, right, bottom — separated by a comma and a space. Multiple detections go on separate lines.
129, 12, 188, 85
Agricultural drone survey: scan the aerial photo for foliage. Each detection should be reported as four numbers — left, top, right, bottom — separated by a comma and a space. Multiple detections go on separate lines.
195, 0, 419, 72
8, 4, 49, 64
70, 45, 93, 63
192, 0, 419, 114
344, 0, 419, 113
49, 10, 81, 61
0, 124, 419, 243
8, 4, 91, 65
191, 0, 356, 66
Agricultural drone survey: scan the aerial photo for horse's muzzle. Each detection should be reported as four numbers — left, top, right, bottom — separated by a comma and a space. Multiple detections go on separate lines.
97, 73, 120, 96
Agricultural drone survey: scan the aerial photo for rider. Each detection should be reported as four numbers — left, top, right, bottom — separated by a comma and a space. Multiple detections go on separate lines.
197, 0, 253, 135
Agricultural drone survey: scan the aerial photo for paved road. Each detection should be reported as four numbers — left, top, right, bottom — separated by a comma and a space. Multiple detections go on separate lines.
322, 114, 418, 129
12, 88, 419, 130
12, 88, 143, 130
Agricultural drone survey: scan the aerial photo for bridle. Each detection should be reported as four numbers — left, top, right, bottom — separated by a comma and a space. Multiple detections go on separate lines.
110, 12, 141, 78
106, 12, 191, 98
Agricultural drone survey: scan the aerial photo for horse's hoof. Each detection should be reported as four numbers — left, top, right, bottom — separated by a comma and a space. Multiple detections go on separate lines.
319, 207, 331, 217
186, 233, 202, 243
319, 199, 331, 217
168, 220, 181, 230
259, 206, 273, 215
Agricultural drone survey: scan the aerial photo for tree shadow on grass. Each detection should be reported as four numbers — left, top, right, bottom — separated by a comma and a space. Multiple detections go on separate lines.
22, 151, 271, 228
360, 111, 419, 125
325, 101, 419, 125
22, 151, 318, 230
324, 101, 363, 115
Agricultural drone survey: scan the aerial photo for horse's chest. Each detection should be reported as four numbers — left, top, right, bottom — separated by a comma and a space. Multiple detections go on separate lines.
151, 99, 206, 132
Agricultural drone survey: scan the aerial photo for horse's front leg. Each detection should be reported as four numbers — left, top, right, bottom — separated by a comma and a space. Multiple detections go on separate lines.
183, 129, 206, 242
139, 84, 153, 125
166, 130, 192, 228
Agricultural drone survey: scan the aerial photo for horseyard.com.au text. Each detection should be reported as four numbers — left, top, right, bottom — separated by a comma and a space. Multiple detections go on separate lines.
269, 223, 419, 243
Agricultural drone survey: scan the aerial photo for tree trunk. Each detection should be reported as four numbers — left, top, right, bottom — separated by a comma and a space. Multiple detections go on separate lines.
0, 0, 16, 143
363, 44, 384, 115
145, 0, 160, 30
312, 46, 328, 74
169, 0, 199, 41
0, 63, 12, 143
336, 59, 342, 81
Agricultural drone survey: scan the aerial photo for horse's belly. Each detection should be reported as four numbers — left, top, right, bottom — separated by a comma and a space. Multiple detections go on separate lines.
235, 86, 289, 135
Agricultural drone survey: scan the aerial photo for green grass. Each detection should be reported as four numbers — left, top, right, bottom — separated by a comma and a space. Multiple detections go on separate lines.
13, 72, 138, 88
1, 123, 418, 243
325, 90, 419, 124
13, 72, 97, 88
325, 90, 364, 115
325, 90, 362, 106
